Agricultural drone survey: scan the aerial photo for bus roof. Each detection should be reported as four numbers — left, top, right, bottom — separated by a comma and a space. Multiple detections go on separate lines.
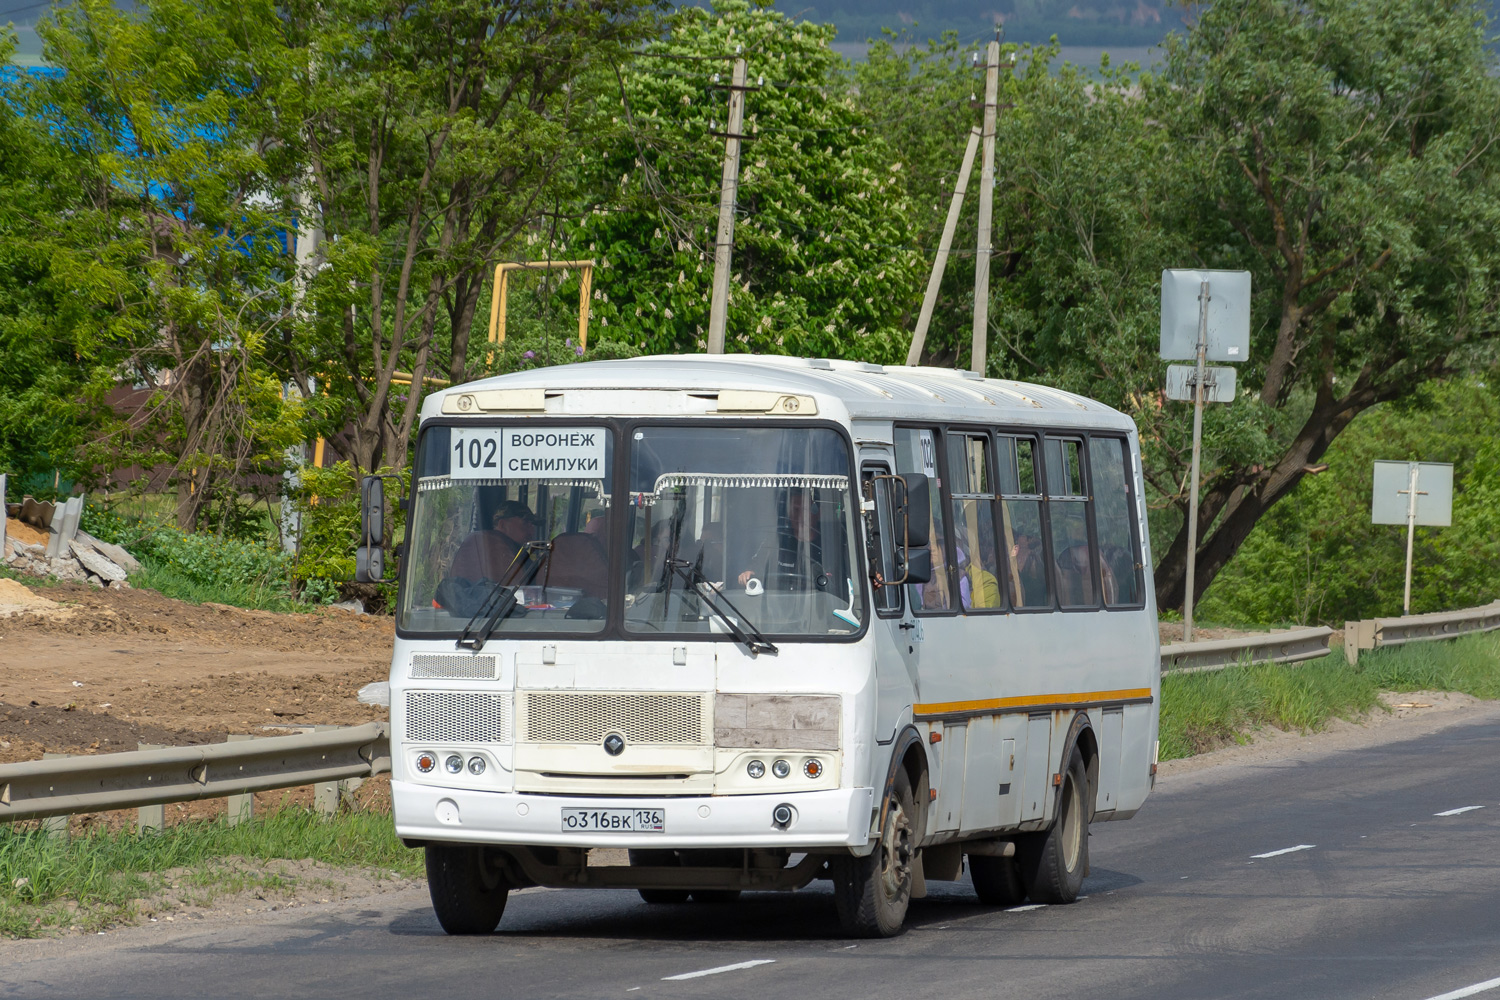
421, 354, 1137, 433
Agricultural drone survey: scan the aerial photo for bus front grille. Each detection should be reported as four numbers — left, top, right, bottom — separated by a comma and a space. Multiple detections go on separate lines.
409, 654, 498, 680
522, 692, 705, 745
405, 691, 513, 744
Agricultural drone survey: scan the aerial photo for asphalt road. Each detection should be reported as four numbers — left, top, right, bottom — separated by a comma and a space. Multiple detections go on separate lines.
5, 715, 1500, 1000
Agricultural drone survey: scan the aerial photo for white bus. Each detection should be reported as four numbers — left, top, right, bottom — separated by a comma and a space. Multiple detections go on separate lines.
375, 355, 1159, 938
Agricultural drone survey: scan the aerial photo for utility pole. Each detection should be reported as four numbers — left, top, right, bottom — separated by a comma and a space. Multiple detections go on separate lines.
907, 127, 981, 367
706, 56, 747, 354
970, 39, 1000, 375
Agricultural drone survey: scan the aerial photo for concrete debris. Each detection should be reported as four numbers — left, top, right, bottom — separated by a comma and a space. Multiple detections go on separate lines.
3, 498, 140, 590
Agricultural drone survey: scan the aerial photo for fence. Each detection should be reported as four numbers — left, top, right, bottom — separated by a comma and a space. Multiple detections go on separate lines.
1343, 600, 1500, 666
0, 723, 390, 827
1159, 599, 1500, 675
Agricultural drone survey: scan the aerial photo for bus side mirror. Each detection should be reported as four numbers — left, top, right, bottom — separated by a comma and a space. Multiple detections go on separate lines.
355, 475, 386, 583
902, 545, 932, 585
900, 473, 931, 549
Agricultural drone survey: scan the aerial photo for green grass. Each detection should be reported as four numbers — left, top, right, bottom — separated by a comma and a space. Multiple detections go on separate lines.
0, 807, 421, 938
129, 556, 309, 614
1159, 630, 1500, 761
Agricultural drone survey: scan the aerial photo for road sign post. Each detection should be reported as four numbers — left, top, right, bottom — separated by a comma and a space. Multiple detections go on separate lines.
1372, 461, 1453, 616
1161, 269, 1251, 642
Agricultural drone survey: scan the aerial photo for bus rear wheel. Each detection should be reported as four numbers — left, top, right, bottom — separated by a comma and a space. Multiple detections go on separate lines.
425, 844, 510, 935
833, 767, 916, 937
1016, 746, 1089, 904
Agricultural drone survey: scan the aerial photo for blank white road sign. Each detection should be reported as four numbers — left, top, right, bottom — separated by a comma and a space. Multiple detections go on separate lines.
1165, 364, 1237, 403
1372, 461, 1453, 526
1160, 269, 1252, 363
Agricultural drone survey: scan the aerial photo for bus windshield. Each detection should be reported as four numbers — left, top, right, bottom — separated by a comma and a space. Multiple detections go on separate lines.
623, 425, 863, 639
398, 424, 614, 636
397, 422, 864, 640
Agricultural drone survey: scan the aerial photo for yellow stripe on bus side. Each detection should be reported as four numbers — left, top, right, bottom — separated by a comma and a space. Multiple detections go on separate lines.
913, 688, 1154, 718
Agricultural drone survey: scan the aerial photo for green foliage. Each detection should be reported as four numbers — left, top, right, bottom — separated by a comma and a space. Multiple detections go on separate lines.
565, 0, 926, 360
82, 501, 297, 611
1199, 380, 1500, 624
0, 807, 419, 937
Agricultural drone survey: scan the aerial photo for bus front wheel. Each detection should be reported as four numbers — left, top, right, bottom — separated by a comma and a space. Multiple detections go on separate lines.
1016, 746, 1089, 904
833, 767, 916, 937
425, 844, 510, 934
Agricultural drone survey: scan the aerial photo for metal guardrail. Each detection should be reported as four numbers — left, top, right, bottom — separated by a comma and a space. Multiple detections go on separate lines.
0, 722, 390, 824
1343, 601, 1500, 665
1160, 626, 1335, 675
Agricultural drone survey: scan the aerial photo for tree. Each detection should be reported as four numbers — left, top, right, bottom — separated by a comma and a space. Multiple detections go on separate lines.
285, 0, 668, 475
29, 0, 307, 529
1147, 0, 1500, 610
564, 0, 926, 360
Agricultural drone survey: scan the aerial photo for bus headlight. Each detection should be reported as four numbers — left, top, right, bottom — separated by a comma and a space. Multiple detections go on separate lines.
467, 756, 486, 776
444, 754, 464, 774
772, 759, 791, 778
747, 759, 766, 779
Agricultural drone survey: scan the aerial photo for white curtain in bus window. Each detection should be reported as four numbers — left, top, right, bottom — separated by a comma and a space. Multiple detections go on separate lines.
894, 427, 952, 612
1044, 437, 1096, 607
996, 436, 1049, 608
1088, 437, 1142, 606
947, 433, 1002, 611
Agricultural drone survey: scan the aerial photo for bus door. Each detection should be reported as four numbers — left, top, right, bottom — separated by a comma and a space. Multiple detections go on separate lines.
861, 461, 920, 749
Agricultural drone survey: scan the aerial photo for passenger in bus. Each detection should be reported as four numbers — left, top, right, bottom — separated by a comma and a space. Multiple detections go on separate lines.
1009, 529, 1047, 606
916, 511, 952, 611
737, 490, 828, 593
953, 524, 1000, 610
446, 499, 538, 584
1054, 544, 1094, 606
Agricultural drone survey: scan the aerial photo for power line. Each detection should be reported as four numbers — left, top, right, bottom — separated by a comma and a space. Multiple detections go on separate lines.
0, 0, 51, 19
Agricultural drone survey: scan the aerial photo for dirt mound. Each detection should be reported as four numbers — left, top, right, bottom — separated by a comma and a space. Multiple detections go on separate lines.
0, 703, 224, 759
2, 582, 392, 647
5, 518, 48, 547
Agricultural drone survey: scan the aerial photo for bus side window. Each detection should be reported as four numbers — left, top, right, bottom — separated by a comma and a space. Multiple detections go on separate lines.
946, 432, 1003, 611
895, 427, 952, 613
1089, 436, 1143, 606
1044, 437, 1096, 608
862, 469, 904, 614
997, 435, 1050, 609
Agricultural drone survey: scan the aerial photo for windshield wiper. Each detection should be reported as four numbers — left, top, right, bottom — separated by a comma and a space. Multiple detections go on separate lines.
457, 541, 551, 651
669, 554, 778, 656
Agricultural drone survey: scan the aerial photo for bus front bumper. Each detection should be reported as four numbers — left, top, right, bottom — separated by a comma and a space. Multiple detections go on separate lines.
392, 780, 875, 850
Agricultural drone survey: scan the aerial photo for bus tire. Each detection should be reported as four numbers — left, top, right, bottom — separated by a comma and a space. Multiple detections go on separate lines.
832, 766, 916, 937
630, 849, 691, 904
1017, 746, 1089, 904
425, 844, 509, 935
969, 853, 1026, 906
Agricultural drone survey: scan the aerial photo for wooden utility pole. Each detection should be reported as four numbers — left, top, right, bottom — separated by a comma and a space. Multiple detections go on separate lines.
970, 40, 1000, 375
706, 57, 748, 354
906, 127, 982, 367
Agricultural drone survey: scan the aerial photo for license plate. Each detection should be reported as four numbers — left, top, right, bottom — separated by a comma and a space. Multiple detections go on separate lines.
561, 808, 665, 833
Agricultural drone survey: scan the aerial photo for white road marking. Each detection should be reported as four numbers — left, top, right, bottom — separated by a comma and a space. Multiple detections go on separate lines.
1007, 903, 1047, 912
1435, 806, 1485, 817
1421, 974, 1500, 1000
662, 959, 776, 981
1251, 844, 1316, 859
